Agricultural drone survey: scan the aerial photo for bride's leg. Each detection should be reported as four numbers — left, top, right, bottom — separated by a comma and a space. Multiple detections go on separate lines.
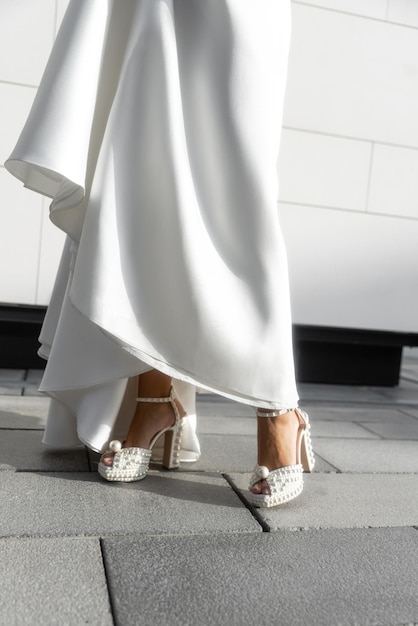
101, 369, 183, 466
251, 410, 300, 495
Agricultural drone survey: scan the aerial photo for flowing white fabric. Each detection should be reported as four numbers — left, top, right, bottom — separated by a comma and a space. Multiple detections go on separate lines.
5, 0, 298, 453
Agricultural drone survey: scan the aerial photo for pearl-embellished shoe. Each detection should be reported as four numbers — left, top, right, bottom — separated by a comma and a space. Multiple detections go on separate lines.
98, 387, 185, 482
247, 408, 315, 508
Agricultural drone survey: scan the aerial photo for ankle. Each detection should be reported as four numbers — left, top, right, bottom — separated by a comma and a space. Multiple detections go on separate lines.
256, 410, 300, 470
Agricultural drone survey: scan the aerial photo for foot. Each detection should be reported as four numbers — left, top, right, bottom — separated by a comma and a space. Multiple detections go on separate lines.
250, 410, 301, 496
100, 400, 179, 467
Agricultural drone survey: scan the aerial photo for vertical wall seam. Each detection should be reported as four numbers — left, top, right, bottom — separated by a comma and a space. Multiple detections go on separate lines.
364, 142, 375, 214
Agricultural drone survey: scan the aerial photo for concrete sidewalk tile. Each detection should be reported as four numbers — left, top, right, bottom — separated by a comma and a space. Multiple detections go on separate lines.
299, 383, 387, 404
22, 385, 43, 397
376, 384, 418, 406
26, 369, 44, 383
0, 386, 23, 396
230, 473, 418, 530
306, 405, 418, 424
313, 438, 418, 473
0, 395, 50, 416
102, 528, 418, 626
0, 471, 260, 538
0, 431, 89, 471
197, 415, 256, 436
361, 421, 418, 440
180, 434, 256, 472
0, 410, 46, 429
311, 420, 379, 439
401, 407, 418, 419
0, 369, 25, 383
196, 398, 254, 417
0, 537, 112, 625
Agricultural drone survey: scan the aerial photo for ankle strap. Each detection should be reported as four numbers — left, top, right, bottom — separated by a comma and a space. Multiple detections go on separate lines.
257, 407, 298, 418
136, 396, 172, 403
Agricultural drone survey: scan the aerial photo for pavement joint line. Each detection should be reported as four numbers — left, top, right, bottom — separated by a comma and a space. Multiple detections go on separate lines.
99, 537, 117, 626
222, 473, 271, 532
311, 452, 342, 473
349, 423, 386, 439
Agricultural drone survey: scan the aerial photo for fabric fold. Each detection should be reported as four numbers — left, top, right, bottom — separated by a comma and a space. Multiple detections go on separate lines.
5, 0, 297, 453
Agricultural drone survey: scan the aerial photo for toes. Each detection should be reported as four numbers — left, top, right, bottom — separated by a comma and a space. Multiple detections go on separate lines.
261, 480, 270, 495
101, 453, 114, 467
250, 480, 270, 496
251, 482, 262, 494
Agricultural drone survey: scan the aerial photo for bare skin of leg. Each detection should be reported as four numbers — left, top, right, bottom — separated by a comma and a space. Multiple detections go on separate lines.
101, 370, 184, 467
250, 410, 301, 496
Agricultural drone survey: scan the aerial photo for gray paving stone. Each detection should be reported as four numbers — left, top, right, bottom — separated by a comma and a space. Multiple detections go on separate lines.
0, 471, 260, 538
311, 420, 379, 439
196, 397, 254, 417
102, 528, 418, 626
313, 438, 418, 473
0, 430, 89, 472
189, 434, 255, 471
197, 415, 256, 435
0, 537, 112, 625
0, 411, 46, 430
0, 369, 25, 382
298, 383, 388, 405
230, 473, 418, 530
22, 384, 43, 397
400, 406, 418, 419
376, 381, 418, 406
0, 395, 50, 417
305, 405, 418, 424
26, 369, 44, 384
0, 386, 22, 396
361, 421, 418, 440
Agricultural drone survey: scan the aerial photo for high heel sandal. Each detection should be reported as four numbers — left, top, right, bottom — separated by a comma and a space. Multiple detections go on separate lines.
98, 387, 185, 482
248, 408, 315, 508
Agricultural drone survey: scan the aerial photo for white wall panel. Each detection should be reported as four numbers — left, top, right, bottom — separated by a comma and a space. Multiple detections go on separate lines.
293, 0, 388, 20
0, 0, 56, 85
280, 203, 418, 333
387, 0, 418, 27
368, 144, 418, 219
0, 83, 36, 165
285, 4, 418, 148
55, 0, 70, 34
278, 129, 371, 211
0, 169, 43, 304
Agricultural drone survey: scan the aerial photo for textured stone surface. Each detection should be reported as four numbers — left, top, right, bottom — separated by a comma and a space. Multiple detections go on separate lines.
305, 404, 418, 423
196, 396, 254, 417
312, 438, 418, 473
0, 471, 260, 538
0, 394, 50, 418
310, 419, 379, 438
197, 415, 256, 435
0, 537, 112, 625
230, 472, 418, 530
102, 528, 418, 626
0, 430, 89, 471
299, 382, 389, 404
0, 386, 22, 396
361, 421, 418, 440
0, 369, 26, 382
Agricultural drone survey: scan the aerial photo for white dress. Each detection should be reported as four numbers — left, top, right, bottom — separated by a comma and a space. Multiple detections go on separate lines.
5, 0, 298, 454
